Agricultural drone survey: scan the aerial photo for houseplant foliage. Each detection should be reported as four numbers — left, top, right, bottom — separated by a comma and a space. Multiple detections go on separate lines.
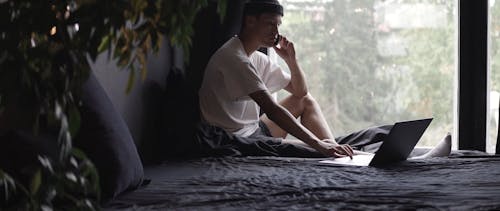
0, 0, 227, 209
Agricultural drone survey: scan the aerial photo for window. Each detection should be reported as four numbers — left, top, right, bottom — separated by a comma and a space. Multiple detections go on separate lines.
278, 0, 458, 147
489, 0, 500, 153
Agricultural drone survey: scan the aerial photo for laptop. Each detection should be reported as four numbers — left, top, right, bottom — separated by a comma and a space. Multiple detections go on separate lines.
319, 118, 433, 167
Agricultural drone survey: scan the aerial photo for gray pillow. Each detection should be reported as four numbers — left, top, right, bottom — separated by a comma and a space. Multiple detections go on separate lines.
74, 72, 144, 202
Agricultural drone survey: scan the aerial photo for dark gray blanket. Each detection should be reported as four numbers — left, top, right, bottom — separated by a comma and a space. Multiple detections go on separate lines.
168, 123, 393, 159
105, 151, 500, 210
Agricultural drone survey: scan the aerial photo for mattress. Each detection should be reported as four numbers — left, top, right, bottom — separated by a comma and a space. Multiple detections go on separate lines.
105, 151, 500, 210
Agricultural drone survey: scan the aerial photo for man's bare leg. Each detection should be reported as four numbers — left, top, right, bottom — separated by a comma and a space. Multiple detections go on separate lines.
260, 93, 333, 139
411, 133, 452, 159
260, 94, 373, 156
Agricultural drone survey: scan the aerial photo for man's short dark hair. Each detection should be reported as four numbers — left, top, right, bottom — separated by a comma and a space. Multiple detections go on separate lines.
243, 0, 284, 17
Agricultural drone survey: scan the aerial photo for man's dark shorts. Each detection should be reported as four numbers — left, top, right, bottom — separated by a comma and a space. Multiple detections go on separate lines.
193, 121, 392, 158
246, 121, 283, 144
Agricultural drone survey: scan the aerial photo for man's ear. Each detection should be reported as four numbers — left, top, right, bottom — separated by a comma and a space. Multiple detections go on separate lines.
245, 15, 257, 27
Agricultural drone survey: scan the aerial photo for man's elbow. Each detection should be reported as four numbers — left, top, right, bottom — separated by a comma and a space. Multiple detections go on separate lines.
263, 103, 284, 121
292, 90, 309, 98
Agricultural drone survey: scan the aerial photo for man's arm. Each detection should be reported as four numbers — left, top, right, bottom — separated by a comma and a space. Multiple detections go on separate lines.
249, 89, 352, 157
283, 59, 308, 97
273, 37, 308, 97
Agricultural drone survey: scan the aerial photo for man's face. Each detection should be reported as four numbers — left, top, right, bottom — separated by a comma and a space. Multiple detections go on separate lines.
250, 13, 282, 47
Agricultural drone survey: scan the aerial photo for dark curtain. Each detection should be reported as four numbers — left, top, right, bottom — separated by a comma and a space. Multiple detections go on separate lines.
153, 0, 246, 162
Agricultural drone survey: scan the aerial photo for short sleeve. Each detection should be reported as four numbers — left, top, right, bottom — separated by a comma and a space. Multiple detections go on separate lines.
256, 50, 291, 94
222, 61, 267, 100
263, 61, 291, 93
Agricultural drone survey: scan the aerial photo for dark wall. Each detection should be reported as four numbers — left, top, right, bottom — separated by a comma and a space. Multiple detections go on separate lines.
89, 36, 182, 163
188, 0, 246, 90
89, 1, 247, 163
152, 0, 247, 161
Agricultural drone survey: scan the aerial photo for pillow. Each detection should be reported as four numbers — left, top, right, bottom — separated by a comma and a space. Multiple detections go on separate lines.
73, 72, 144, 202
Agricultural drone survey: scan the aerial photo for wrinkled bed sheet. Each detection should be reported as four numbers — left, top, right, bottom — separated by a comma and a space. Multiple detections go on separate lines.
105, 151, 500, 210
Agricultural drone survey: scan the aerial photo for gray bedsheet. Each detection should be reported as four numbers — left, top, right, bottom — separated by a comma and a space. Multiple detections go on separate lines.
105, 152, 500, 210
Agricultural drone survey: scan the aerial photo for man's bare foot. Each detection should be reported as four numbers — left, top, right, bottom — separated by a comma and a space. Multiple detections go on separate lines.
412, 132, 452, 159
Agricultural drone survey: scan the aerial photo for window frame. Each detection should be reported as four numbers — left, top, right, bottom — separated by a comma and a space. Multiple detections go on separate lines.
458, 0, 488, 151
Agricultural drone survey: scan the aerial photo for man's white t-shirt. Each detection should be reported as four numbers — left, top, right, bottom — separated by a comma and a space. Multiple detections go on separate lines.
199, 36, 291, 137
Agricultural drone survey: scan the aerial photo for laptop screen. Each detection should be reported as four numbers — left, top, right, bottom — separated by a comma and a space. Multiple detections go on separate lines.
369, 118, 433, 166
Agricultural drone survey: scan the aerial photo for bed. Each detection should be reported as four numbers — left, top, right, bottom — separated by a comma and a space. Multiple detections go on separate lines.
104, 150, 500, 210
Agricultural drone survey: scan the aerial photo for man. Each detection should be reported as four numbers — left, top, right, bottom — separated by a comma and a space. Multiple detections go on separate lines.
199, 0, 354, 158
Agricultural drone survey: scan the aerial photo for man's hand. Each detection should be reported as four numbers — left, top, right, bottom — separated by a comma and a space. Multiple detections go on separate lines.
316, 140, 354, 158
275, 35, 308, 97
273, 35, 296, 63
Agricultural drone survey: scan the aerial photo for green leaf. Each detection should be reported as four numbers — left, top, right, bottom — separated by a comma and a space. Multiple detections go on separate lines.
38, 156, 54, 174
72, 150, 100, 199
137, 51, 147, 81
126, 66, 135, 94
217, 0, 228, 22
150, 32, 158, 51
155, 34, 163, 52
68, 105, 81, 137
113, 35, 125, 60
117, 48, 131, 67
40, 204, 53, 211
30, 169, 42, 195
65, 172, 78, 183
1, 170, 17, 202
70, 157, 78, 169
78, 199, 96, 210
71, 148, 87, 160
97, 35, 111, 53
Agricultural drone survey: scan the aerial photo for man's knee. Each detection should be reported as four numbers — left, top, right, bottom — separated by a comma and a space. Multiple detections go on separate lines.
301, 93, 318, 109
289, 93, 317, 109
